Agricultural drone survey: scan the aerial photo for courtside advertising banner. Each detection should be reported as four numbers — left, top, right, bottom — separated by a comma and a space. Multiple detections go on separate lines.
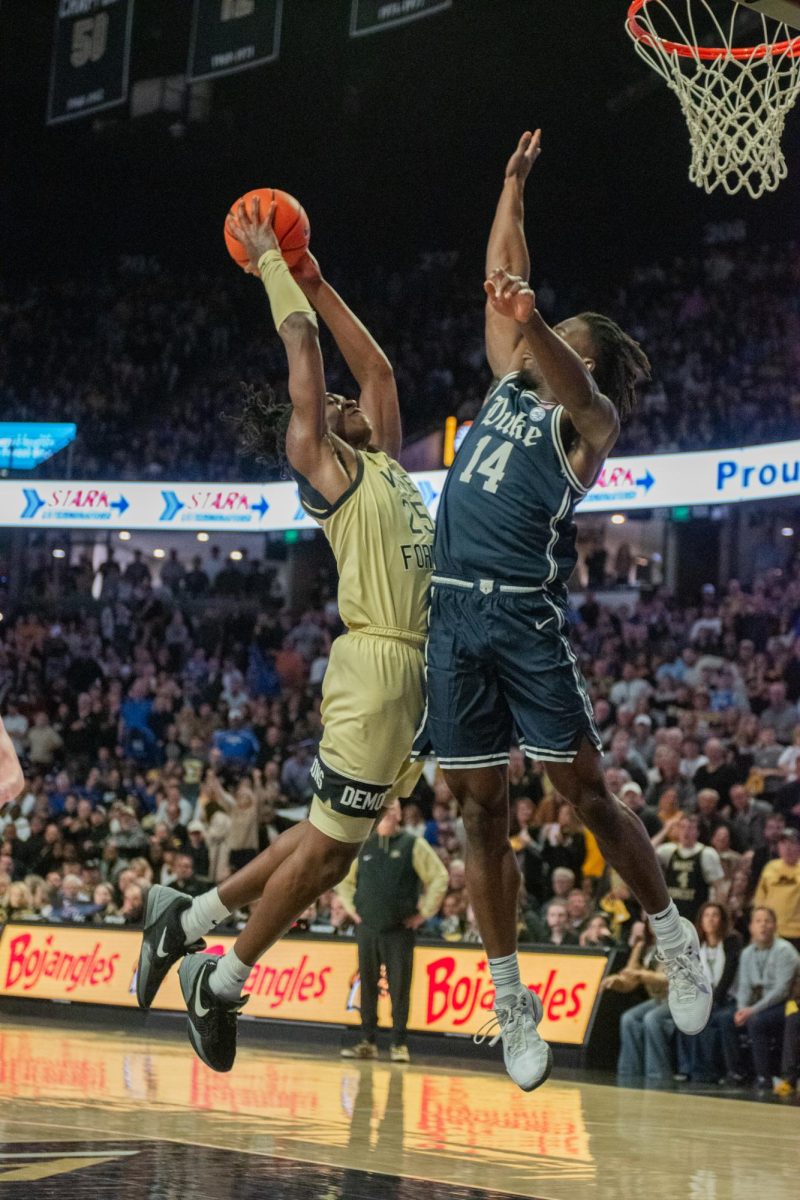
349, 0, 452, 38
188, 0, 283, 82
0, 923, 606, 1045
47, 0, 134, 125
4, 437, 800, 530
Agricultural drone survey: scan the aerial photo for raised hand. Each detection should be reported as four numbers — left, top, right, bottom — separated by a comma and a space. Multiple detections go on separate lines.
504, 129, 542, 185
290, 249, 322, 288
225, 195, 280, 274
484, 267, 536, 323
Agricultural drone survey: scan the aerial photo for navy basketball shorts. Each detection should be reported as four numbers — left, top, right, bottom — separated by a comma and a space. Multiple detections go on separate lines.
413, 581, 602, 769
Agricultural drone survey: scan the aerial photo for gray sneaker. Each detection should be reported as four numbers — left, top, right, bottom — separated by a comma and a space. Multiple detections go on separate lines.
136, 884, 204, 1010
660, 917, 713, 1035
476, 986, 553, 1092
179, 953, 248, 1073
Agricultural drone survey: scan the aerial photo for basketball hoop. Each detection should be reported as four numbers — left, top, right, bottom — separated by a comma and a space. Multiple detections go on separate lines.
626, 0, 800, 197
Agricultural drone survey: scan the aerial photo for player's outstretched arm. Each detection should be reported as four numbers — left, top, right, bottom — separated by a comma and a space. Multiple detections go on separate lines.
292, 253, 402, 459
484, 130, 540, 379
485, 268, 619, 479
226, 200, 355, 504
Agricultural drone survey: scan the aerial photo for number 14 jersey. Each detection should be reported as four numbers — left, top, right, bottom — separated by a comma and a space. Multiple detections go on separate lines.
435, 372, 589, 588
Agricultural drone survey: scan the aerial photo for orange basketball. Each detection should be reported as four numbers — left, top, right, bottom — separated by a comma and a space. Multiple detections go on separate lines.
224, 187, 310, 269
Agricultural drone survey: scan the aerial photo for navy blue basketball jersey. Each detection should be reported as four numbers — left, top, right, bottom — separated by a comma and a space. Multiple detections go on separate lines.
434, 372, 589, 587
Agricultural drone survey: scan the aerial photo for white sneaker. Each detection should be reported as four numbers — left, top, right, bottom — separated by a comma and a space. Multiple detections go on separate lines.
476, 985, 553, 1093
661, 917, 713, 1035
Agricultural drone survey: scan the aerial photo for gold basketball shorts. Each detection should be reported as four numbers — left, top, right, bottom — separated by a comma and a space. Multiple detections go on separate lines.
309, 627, 426, 844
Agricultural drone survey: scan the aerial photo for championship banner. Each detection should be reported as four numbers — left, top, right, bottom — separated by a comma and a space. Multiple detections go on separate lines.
0, 923, 607, 1045
188, 0, 282, 82
47, 0, 134, 125
350, 0, 453, 39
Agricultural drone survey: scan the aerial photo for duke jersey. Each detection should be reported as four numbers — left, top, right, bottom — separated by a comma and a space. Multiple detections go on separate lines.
435, 371, 590, 588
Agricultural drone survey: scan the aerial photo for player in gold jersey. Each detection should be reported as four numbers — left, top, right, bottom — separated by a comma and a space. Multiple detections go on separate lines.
135, 197, 433, 1072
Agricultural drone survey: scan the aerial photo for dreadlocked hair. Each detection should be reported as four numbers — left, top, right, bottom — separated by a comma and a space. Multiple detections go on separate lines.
227, 382, 292, 473
577, 312, 652, 422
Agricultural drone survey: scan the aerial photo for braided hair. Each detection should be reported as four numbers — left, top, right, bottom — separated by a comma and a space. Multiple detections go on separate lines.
228, 383, 292, 472
577, 312, 652, 422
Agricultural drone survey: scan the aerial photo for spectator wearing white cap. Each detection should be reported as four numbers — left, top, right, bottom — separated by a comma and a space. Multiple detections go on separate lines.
620, 780, 661, 838
186, 821, 210, 879
631, 714, 655, 766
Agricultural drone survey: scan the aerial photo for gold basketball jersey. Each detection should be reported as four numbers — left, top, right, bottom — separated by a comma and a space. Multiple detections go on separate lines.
300, 448, 433, 636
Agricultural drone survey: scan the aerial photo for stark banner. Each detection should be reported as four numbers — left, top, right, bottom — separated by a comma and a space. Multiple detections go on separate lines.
47, 0, 134, 125
188, 0, 282, 82
350, 0, 452, 38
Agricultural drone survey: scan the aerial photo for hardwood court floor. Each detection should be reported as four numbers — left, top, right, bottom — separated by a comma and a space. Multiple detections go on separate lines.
0, 1020, 796, 1199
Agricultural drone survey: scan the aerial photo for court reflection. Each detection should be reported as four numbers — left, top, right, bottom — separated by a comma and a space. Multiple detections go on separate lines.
0, 1022, 796, 1200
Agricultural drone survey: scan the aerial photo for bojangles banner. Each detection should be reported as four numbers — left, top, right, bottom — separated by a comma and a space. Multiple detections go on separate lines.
349, 0, 453, 39
47, 0, 135, 125
0, 923, 607, 1045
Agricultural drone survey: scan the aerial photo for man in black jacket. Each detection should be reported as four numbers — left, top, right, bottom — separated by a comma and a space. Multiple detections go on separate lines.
336, 800, 448, 1061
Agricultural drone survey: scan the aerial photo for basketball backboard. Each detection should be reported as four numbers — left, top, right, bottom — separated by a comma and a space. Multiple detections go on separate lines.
737, 0, 800, 30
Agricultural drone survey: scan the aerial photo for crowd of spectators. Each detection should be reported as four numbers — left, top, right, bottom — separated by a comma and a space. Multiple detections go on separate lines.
1, 545, 800, 1092
1, 237, 799, 480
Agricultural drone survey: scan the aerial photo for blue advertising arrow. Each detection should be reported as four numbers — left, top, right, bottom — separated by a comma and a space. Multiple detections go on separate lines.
635, 470, 655, 492
21, 488, 45, 519
293, 487, 306, 522
160, 490, 185, 521
250, 496, 270, 519
111, 495, 129, 516
416, 479, 439, 508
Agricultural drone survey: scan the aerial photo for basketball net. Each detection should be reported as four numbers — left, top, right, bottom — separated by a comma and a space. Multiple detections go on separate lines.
627, 0, 800, 198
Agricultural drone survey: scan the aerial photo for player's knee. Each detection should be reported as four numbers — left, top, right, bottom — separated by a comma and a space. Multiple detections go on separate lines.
565, 782, 616, 829
461, 795, 508, 850
304, 834, 358, 890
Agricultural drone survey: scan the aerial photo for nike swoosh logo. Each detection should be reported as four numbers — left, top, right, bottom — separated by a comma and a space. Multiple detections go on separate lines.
535, 618, 553, 631
193, 976, 210, 1018
155, 929, 170, 959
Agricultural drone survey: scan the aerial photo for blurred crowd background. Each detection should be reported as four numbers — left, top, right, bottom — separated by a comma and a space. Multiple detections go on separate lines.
2, 237, 799, 482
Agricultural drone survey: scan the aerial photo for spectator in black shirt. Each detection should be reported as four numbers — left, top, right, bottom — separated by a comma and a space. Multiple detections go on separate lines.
540, 803, 585, 885
693, 738, 742, 806
695, 788, 726, 846
170, 851, 208, 898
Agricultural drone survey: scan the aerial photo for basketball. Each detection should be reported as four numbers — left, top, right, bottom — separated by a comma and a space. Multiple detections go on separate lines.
224, 187, 311, 269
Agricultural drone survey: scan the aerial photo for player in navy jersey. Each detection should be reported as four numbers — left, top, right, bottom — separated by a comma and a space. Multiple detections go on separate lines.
415, 131, 712, 1091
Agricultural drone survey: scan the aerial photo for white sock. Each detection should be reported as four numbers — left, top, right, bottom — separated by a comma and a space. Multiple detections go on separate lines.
180, 888, 231, 946
647, 901, 685, 955
209, 947, 252, 1003
489, 952, 522, 1002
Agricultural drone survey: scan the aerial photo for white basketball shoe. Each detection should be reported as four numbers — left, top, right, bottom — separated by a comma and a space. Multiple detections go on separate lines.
661, 917, 713, 1035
